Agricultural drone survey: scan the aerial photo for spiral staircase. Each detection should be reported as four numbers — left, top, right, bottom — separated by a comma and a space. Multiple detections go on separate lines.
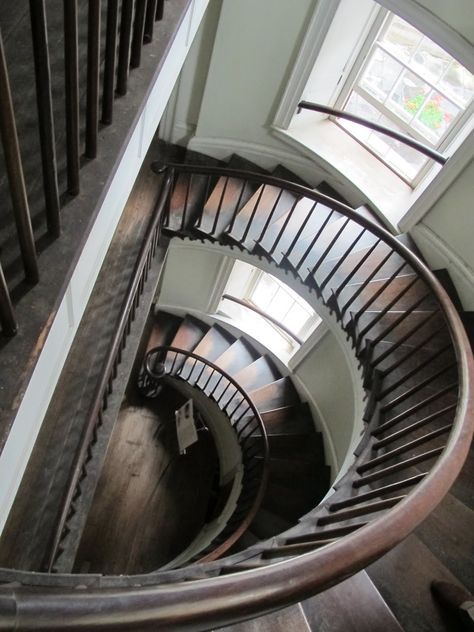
0, 145, 472, 631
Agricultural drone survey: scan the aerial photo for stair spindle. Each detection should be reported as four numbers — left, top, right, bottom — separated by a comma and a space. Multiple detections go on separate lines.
29, 0, 61, 237
0, 262, 17, 336
130, 0, 147, 68
144, 0, 158, 42
86, 0, 101, 159
116, 0, 134, 96
63, 0, 80, 195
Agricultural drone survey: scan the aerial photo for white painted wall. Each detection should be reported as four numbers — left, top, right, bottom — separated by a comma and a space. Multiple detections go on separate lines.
0, 0, 211, 536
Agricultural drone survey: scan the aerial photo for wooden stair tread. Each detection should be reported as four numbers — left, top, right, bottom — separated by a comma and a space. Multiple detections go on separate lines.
248, 377, 300, 412
146, 311, 183, 352
259, 403, 315, 435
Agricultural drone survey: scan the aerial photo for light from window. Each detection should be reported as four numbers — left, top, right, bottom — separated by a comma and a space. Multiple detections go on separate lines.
339, 14, 474, 183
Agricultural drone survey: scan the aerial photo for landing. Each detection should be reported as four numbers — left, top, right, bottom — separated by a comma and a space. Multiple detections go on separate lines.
75, 388, 219, 574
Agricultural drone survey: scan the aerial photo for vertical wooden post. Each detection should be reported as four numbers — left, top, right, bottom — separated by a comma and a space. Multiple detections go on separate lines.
86, 0, 101, 159
143, 0, 158, 43
0, 29, 39, 284
116, 0, 134, 96
64, 0, 80, 195
156, 0, 164, 21
29, 0, 61, 238
101, 0, 119, 124
130, 0, 147, 69
0, 261, 17, 336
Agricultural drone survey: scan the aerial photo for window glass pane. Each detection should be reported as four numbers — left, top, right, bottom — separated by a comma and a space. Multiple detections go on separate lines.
440, 61, 474, 106
286, 303, 311, 334
411, 37, 451, 83
360, 48, 402, 103
381, 15, 422, 63
249, 274, 278, 310
343, 92, 382, 142
387, 69, 431, 124
412, 91, 459, 141
267, 287, 294, 321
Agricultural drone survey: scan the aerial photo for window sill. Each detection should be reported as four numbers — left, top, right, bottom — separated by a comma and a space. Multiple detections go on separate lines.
272, 115, 439, 232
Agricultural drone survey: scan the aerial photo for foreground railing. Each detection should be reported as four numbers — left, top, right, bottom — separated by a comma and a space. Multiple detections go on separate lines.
144, 345, 269, 563
0, 161, 472, 630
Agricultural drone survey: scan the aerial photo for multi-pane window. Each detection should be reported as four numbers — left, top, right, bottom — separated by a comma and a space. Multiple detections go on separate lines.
246, 271, 317, 341
337, 14, 474, 183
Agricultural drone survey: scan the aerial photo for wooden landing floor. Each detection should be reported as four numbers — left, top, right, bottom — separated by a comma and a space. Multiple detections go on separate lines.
75, 388, 219, 575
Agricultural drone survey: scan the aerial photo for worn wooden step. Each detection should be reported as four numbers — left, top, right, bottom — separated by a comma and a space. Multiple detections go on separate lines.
262, 478, 328, 523
193, 155, 264, 238
197, 338, 260, 393
145, 310, 183, 353
248, 377, 300, 412
179, 325, 236, 381
165, 315, 209, 372
258, 403, 315, 435
252, 432, 325, 463
215, 356, 281, 405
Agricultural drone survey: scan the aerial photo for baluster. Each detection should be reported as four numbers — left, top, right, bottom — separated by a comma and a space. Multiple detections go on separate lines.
86, 0, 101, 159
0, 29, 39, 283
180, 174, 193, 231
144, 0, 158, 42
29, 0, 60, 237
63, 0, 80, 195
155, 0, 164, 20
0, 262, 17, 336
294, 210, 335, 271
226, 179, 249, 235
340, 249, 394, 316
101, 0, 119, 124
370, 312, 443, 368
381, 342, 452, 393
130, 0, 147, 68
210, 177, 229, 235
320, 228, 366, 291
240, 185, 266, 243
255, 189, 288, 244
116, 0, 134, 96
309, 217, 351, 278
335, 239, 381, 298
282, 200, 318, 259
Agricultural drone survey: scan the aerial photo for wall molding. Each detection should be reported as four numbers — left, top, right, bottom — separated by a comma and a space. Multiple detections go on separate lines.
411, 223, 474, 310
187, 134, 324, 184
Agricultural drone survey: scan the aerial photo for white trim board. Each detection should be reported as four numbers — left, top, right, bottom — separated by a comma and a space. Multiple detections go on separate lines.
187, 135, 327, 184
0, 0, 210, 536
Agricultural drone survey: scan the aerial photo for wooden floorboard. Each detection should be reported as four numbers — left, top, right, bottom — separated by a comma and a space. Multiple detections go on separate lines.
74, 391, 219, 574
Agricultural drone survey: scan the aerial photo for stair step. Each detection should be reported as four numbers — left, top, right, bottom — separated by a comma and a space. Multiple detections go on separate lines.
145, 311, 183, 353
355, 310, 448, 349
259, 403, 315, 435
194, 155, 263, 238
165, 171, 213, 233
197, 338, 260, 393
179, 325, 235, 381
227, 183, 300, 250
248, 377, 300, 412
263, 480, 326, 522
166, 315, 209, 372
214, 356, 281, 408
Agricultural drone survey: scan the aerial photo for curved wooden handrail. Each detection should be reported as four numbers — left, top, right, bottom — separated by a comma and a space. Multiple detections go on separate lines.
144, 344, 270, 563
297, 100, 448, 165
0, 164, 472, 631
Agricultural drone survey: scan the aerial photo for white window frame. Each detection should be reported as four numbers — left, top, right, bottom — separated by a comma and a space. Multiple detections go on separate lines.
271, 0, 474, 231
332, 10, 474, 187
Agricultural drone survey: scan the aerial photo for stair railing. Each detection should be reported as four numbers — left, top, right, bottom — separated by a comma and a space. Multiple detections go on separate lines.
144, 344, 270, 563
0, 163, 472, 630
42, 169, 174, 573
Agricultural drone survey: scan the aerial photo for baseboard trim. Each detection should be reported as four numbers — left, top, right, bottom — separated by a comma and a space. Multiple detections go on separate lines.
187, 135, 325, 184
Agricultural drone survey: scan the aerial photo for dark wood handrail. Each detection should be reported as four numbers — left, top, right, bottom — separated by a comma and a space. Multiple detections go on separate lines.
145, 344, 270, 562
0, 164, 472, 631
42, 168, 174, 572
221, 294, 304, 345
298, 100, 448, 165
